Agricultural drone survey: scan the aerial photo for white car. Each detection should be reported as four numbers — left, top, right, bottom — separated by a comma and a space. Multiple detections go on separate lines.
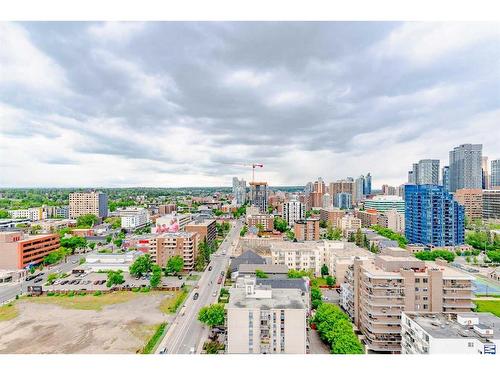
189, 347, 196, 354
212, 291, 217, 297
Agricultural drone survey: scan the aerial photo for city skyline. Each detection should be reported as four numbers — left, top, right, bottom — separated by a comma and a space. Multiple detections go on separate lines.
1, 22, 500, 188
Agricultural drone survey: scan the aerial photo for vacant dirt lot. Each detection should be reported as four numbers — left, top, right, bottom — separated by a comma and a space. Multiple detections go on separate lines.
0, 291, 177, 354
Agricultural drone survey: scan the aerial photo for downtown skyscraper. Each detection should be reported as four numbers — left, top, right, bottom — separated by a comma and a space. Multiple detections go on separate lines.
232, 177, 247, 205
405, 184, 465, 247
407, 159, 440, 185
448, 144, 482, 192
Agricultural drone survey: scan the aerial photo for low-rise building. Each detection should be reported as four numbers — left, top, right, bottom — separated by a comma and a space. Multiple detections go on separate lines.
338, 214, 361, 237
364, 195, 405, 213
8, 207, 46, 221
401, 312, 500, 354
247, 213, 274, 232
226, 277, 307, 354
0, 231, 60, 269
236, 263, 289, 279
79, 251, 144, 272
117, 207, 150, 230
354, 209, 378, 228
158, 204, 177, 215
154, 213, 192, 233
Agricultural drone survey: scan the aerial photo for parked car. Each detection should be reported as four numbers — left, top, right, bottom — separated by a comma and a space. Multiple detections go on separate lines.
193, 292, 199, 300
212, 291, 217, 297
208, 266, 212, 271
177, 275, 183, 280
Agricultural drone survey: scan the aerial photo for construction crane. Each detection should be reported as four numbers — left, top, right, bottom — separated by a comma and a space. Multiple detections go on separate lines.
224, 163, 264, 182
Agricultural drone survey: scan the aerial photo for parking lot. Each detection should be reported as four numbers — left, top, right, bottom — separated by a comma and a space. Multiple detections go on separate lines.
43, 272, 185, 293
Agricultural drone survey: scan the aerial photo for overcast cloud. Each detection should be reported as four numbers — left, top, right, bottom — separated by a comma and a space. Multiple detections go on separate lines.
0, 22, 499, 188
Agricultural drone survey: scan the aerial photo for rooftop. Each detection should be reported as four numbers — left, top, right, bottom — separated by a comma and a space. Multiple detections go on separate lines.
404, 312, 500, 341
227, 287, 306, 310
238, 263, 289, 274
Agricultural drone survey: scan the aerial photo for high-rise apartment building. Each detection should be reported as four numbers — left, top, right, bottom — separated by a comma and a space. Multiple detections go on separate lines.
405, 185, 465, 246
69, 191, 108, 219
453, 189, 483, 220
322, 193, 332, 209
250, 182, 268, 213
117, 207, 151, 230
330, 178, 354, 198
155, 231, 198, 271
185, 218, 217, 247
449, 144, 482, 192
442, 166, 450, 192
319, 207, 345, 228
226, 277, 307, 354
346, 256, 474, 353
354, 175, 365, 203
482, 156, 490, 189
247, 214, 274, 232
382, 185, 397, 196
482, 190, 500, 221
407, 159, 440, 185
491, 159, 500, 188
364, 173, 372, 195
282, 199, 305, 228
158, 204, 177, 215
334, 192, 352, 209
232, 177, 247, 205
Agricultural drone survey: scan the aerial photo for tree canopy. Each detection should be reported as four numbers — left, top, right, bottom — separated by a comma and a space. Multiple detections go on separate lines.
321, 264, 329, 277
198, 303, 225, 327
149, 265, 162, 288
129, 254, 153, 277
414, 250, 455, 263
106, 270, 125, 287
273, 216, 288, 232
166, 255, 184, 274
76, 214, 99, 228
255, 269, 268, 278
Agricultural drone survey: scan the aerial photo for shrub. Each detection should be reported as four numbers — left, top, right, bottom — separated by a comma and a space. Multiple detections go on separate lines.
132, 287, 140, 292
93, 291, 102, 296
67, 291, 75, 297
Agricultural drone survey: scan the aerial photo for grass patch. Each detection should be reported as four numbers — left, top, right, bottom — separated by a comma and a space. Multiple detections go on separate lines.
475, 294, 500, 298
141, 322, 167, 354
187, 274, 200, 281
22, 291, 139, 311
0, 303, 18, 321
474, 299, 500, 317
311, 278, 327, 287
159, 288, 189, 314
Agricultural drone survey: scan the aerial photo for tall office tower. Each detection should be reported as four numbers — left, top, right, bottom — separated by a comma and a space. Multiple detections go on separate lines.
405, 184, 465, 247
482, 190, 500, 221
250, 182, 268, 213
329, 178, 354, 197
282, 199, 305, 227
482, 156, 490, 189
354, 175, 365, 203
408, 163, 418, 184
69, 191, 108, 219
309, 177, 326, 208
232, 177, 247, 205
314, 177, 326, 194
441, 166, 450, 192
449, 144, 482, 192
334, 192, 352, 209
417, 159, 440, 185
491, 159, 500, 188
364, 173, 372, 195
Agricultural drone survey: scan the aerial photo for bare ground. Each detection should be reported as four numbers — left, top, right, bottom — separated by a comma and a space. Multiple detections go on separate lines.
0, 292, 174, 354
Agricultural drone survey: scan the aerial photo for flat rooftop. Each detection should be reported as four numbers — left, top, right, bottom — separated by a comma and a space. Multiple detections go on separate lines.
227, 287, 306, 310
238, 263, 288, 274
405, 312, 500, 341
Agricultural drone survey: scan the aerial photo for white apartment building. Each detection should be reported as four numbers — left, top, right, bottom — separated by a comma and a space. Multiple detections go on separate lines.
380, 209, 405, 233
154, 213, 192, 232
401, 312, 499, 354
226, 277, 307, 354
338, 214, 361, 237
282, 199, 305, 228
8, 207, 46, 221
117, 207, 150, 230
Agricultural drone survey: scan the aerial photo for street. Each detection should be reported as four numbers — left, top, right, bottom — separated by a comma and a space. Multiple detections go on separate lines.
156, 220, 242, 354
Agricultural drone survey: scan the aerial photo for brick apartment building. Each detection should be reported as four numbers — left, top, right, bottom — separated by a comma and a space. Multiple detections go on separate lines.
247, 214, 274, 232
294, 218, 320, 241
454, 189, 483, 220
185, 218, 217, 247
0, 231, 60, 269
319, 207, 345, 228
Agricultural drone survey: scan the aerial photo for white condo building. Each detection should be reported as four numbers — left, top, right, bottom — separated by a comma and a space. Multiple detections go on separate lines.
282, 199, 305, 228
117, 207, 151, 230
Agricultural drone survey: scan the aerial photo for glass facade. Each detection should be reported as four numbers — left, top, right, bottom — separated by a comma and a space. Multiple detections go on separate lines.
405, 184, 465, 246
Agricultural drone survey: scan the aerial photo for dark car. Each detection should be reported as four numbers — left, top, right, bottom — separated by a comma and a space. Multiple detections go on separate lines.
177, 275, 183, 280
220, 271, 224, 276
193, 292, 199, 300
208, 266, 212, 271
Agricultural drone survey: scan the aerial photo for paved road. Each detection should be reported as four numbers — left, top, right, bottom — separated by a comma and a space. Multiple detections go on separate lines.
157, 220, 243, 354
0, 251, 90, 305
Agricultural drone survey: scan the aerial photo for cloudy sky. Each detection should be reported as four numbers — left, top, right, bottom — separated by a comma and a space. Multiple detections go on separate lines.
1, 22, 499, 188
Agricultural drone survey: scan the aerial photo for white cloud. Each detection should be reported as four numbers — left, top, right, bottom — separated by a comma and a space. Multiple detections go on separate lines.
267, 90, 312, 106
87, 22, 145, 43
373, 22, 500, 65
224, 69, 272, 87
0, 22, 67, 92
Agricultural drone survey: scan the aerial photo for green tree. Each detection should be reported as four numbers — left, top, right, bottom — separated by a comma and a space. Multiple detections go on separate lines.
414, 250, 455, 263
319, 220, 328, 229
240, 225, 248, 237
166, 255, 184, 275
354, 228, 363, 247
0, 209, 10, 219
321, 264, 329, 277
326, 226, 342, 240
47, 273, 58, 284
273, 216, 288, 232
288, 269, 312, 278
88, 242, 96, 251
198, 303, 225, 327
149, 265, 162, 288
106, 270, 125, 287
129, 254, 153, 277
76, 214, 98, 228
326, 275, 335, 287
348, 232, 355, 242
285, 230, 295, 241
113, 238, 123, 248
311, 286, 323, 309
255, 269, 268, 278
60, 236, 88, 254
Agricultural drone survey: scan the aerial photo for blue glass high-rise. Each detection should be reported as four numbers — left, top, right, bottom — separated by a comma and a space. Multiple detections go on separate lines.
405, 184, 465, 246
